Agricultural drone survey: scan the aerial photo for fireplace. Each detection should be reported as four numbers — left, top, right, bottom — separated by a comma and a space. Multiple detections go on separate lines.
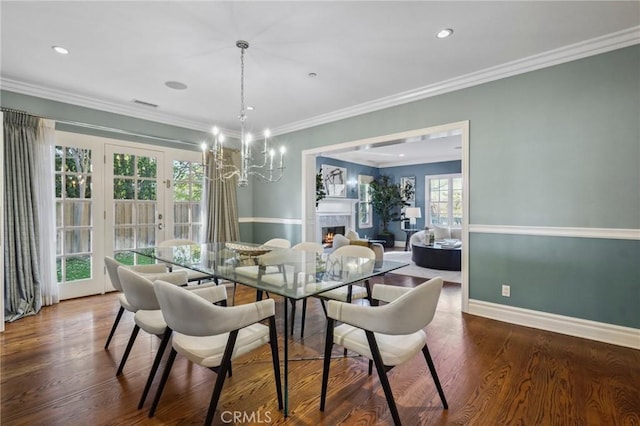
322, 226, 345, 247
315, 199, 358, 245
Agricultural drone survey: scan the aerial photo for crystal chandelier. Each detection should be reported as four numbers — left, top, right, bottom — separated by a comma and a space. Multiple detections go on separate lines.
201, 40, 285, 187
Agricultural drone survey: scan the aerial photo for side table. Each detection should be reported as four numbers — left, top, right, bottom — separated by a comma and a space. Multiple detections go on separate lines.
403, 229, 419, 251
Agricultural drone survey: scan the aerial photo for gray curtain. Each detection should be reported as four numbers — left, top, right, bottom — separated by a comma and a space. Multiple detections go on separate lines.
3, 111, 44, 321
203, 150, 240, 243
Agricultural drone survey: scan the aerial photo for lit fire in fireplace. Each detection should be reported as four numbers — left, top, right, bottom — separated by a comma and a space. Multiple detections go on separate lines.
325, 232, 334, 244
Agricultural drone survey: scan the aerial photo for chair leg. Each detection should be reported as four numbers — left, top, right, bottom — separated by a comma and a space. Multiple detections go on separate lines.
300, 298, 307, 339
116, 325, 140, 376
365, 330, 402, 426
105, 306, 125, 349
365, 280, 373, 304
422, 344, 448, 409
368, 360, 373, 375
138, 328, 172, 409
148, 348, 177, 418
319, 318, 335, 411
289, 298, 296, 336
232, 282, 237, 306
205, 330, 239, 426
269, 316, 284, 409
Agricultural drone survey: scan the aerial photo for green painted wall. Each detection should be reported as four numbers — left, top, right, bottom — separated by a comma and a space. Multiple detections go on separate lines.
470, 233, 640, 327
248, 45, 640, 328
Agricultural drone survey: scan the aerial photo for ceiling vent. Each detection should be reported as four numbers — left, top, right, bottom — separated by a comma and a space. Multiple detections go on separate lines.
132, 99, 158, 108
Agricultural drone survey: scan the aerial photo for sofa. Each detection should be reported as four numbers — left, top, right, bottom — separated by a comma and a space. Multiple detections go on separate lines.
409, 226, 462, 248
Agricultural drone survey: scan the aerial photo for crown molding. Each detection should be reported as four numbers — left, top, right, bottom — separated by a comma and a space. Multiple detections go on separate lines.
2, 27, 638, 137
272, 26, 640, 136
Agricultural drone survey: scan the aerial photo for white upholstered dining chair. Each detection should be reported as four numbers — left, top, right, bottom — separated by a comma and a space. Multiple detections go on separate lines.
115, 267, 228, 410
158, 239, 214, 283
320, 277, 448, 425
104, 256, 167, 349
149, 279, 283, 425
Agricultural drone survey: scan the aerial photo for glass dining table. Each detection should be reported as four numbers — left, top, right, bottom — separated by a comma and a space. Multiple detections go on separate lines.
131, 241, 408, 417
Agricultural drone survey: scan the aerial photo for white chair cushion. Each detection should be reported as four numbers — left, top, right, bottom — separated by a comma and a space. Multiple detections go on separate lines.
433, 226, 451, 240
172, 323, 270, 368
118, 293, 135, 312
170, 266, 213, 281
134, 310, 167, 335
334, 324, 426, 366
319, 285, 368, 302
331, 234, 351, 251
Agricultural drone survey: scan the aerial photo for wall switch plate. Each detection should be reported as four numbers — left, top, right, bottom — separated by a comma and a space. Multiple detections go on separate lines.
502, 285, 511, 297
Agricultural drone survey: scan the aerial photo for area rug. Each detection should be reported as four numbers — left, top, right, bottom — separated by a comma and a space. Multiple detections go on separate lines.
384, 251, 461, 284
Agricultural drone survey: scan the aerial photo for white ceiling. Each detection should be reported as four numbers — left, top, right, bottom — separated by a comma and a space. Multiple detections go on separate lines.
1, 1, 639, 165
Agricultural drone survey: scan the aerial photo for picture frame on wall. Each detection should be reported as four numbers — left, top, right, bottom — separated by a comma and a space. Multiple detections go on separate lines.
400, 176, 416, 206
322, 165, 347, 198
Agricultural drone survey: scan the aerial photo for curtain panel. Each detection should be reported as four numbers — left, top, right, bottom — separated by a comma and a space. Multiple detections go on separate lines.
3, 111, 58, 322
203, 150, 240, 243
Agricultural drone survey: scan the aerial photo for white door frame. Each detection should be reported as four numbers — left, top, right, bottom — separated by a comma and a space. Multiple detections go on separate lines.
301, 120, 470, 312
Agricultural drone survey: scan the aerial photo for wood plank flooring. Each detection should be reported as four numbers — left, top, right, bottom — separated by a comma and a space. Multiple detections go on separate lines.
1, 274, 639, 425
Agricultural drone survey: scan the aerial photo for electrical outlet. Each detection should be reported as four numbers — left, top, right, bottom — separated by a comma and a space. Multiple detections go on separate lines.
501, 285, 511, 297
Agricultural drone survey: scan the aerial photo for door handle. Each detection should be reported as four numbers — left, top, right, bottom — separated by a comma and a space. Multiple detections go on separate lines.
157, 223, 164, 230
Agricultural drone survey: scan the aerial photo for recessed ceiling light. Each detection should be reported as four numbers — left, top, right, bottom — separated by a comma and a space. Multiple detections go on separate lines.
247, 106, 255, 111
165, 81, 188, 90
308, 72, 317, 78
52, 45, 69, 55
436, 28, 454, 39
399, 153, 405, 157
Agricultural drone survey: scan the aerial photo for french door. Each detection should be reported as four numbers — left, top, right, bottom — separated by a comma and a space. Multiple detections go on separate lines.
54, 132, 203, 299
55, 132, 105, 299
104, 144, 166, 290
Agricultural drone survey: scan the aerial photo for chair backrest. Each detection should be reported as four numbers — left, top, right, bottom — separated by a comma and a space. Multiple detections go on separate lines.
153, 280, 275, 337
264, 238, 291, 248
332, 244, 375, 260
292, 241, 323, 254
331, 234, 351, 251
329, 245, 375, 277
159, 239, 198, 247
118, 267, 161, 311
105, 256, 124, 292
376, 277, 443, 335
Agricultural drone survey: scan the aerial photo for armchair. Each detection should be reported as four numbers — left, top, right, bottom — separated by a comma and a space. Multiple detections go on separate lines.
320, 277, 448, 425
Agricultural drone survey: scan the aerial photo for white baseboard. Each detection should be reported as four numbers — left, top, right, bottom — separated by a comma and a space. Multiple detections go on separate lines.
468, 299, 640, 350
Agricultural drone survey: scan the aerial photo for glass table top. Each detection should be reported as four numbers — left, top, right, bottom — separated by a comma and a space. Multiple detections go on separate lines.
132, 242, 408, 300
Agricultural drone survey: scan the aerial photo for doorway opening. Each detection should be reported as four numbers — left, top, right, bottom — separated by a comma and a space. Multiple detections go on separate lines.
300, 120, 470, 312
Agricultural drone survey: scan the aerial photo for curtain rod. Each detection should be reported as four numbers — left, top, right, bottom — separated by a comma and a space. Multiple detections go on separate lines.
1, 106, 200, 149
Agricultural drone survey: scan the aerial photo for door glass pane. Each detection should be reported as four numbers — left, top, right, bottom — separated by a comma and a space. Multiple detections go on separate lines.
114, 227, 134, 250
63, 202, 91, 226
115, 202, 134, 225
137, 204, 155, 224
137, 180, 156, 200
65, 255, 91, 281
65, 230, 91, 253
174, 203, 189, 223
114, 178, 135, 199
137, 156, 157, 178
114, 153, 134, 176
136, 226, 156, 248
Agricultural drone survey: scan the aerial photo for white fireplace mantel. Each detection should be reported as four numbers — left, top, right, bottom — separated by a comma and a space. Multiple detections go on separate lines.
316, 198, 358, 242
316, 198, 358, 215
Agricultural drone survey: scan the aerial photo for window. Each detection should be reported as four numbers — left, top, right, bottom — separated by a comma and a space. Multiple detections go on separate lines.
172, 160, 204, 241
427, 174, 462, 226
55, 146, 93, 283
357, 174, 373, 228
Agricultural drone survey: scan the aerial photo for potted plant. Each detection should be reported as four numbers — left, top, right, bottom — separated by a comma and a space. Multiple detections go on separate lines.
368, 175, 411, 247
316, 169, 327, 207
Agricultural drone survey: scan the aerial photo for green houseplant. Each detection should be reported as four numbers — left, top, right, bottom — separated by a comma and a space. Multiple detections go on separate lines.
315, 169, 327, 207
368, 175, 411, 247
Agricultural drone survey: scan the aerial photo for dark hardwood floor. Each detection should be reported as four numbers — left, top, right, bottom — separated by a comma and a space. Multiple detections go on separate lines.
2, 274, 639, 425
